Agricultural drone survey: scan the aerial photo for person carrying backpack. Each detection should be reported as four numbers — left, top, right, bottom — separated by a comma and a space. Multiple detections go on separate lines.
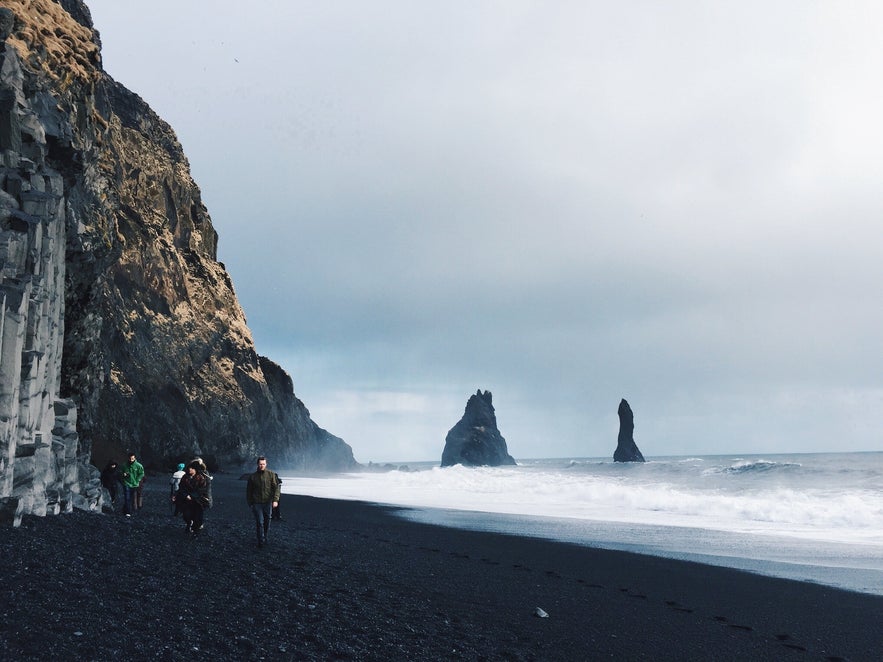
175, 460, 212, 533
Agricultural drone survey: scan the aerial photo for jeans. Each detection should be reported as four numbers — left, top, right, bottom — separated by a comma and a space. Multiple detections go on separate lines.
250, 502, 272, 543
122, 485, 137, 515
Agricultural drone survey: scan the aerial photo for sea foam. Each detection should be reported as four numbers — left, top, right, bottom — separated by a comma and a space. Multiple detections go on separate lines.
281, 452, 883, 594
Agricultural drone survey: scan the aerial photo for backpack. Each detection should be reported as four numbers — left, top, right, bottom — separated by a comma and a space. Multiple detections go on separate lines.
199, 471, 213, 509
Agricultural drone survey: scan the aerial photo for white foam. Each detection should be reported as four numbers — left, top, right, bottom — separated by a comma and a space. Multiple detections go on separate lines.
282, 458, 883, 547
282, 454, 883, 595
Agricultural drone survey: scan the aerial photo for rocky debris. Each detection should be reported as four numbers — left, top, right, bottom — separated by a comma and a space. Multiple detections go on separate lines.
0, 0, 355, 525
613, 399, 645, 463
441, 390, 516, 467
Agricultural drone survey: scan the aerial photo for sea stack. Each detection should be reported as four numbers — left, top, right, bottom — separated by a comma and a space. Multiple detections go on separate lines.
614, 399, 645, 462
441, 390, 516, 467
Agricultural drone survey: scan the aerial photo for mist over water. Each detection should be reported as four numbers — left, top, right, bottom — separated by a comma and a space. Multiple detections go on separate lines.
282, 452, 883, 595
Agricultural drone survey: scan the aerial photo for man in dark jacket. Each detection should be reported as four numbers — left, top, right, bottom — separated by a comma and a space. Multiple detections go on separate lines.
246, 456, 280, 548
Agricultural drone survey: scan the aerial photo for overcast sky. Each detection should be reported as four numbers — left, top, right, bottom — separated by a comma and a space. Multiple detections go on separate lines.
85, 1, 882, 462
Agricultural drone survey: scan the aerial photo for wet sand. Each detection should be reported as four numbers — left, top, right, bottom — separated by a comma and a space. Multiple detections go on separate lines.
1, 473, 881, 660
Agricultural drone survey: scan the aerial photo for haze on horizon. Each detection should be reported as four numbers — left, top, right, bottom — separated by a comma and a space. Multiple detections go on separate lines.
85, 1, 882, 463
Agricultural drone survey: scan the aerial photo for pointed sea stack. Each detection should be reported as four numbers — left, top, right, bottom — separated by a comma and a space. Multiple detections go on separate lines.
614, 399, 645, 462
441, 390, 516, 467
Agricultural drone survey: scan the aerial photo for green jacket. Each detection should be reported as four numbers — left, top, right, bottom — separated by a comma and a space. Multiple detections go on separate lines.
246, 470, 280, 505
120, 459, 144, 488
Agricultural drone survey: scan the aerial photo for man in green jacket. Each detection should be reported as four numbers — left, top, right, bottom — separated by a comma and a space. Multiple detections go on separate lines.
120, 451, 144, 517
246, 456, 280, 548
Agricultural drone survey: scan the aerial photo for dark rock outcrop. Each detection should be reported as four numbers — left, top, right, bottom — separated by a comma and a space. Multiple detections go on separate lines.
441, 390, 516, 467
0, 0, 355, 523
614, 399, 645, 462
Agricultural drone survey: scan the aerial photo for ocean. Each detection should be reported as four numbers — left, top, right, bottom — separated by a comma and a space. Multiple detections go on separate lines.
280, 452, 883, 596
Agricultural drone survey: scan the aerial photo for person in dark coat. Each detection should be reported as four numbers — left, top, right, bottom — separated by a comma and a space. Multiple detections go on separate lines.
174, 461, 211, 533
100, 461, 118, 505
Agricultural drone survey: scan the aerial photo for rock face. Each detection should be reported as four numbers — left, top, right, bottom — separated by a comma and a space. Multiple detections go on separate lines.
614, 399, 645, 462
0, 1, 355, 524
441, 390, 516, 467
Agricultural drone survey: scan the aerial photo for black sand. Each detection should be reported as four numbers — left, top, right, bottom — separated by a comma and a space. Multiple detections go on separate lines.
1, 473, 881, 661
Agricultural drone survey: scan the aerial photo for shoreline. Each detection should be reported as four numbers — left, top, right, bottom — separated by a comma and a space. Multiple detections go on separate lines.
391, 505, 883, 597
2, 473, 882, 660
281, 452, 883, 599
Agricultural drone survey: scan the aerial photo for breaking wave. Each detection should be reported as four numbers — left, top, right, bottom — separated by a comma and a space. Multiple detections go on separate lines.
711, 459, 803, 475
283, 452, 883, 595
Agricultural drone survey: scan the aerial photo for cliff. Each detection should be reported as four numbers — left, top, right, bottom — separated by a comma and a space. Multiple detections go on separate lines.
0, 0, 355, 523
613, 398, 645, 462
441, 390, 516, 467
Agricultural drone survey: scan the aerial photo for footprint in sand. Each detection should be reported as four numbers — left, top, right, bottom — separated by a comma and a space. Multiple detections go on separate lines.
714, 615, 752, 631
773, 635, 810, 653
665, 600, 694, 613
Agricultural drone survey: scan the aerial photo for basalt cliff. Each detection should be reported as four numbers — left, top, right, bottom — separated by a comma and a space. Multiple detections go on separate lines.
0, 0, 355, 524
441, 390, 516, 467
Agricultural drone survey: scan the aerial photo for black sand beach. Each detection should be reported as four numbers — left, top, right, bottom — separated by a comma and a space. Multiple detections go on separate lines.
1, 474, 881, 661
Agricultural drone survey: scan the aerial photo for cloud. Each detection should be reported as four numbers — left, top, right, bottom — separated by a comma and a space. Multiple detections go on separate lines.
87, 1, 883, 461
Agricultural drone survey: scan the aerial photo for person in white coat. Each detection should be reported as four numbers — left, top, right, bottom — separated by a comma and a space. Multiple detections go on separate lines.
170, 463, 185, 515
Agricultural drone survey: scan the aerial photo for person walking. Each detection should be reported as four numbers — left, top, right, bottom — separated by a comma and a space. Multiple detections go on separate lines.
170, 463, 185, 515
100, 460, 119, 506
120, 452, 144, 517
246, 456, 280, 548
190, 456, 213, 508
175, 460, 211, 533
